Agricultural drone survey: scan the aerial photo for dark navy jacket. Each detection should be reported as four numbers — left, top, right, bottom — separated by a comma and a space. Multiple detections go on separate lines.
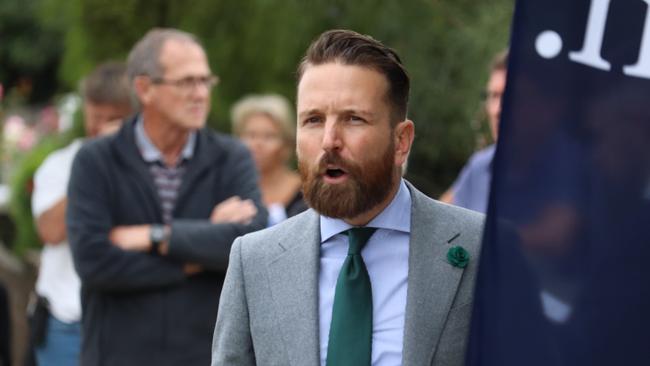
67, 117, 267, 365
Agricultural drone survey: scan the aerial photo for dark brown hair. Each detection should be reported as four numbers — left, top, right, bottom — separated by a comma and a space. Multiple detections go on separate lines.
296, 29, 410, 124
80, 62, 132, 107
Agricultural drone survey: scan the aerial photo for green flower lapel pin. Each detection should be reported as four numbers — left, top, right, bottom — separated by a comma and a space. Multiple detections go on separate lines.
447, 245, 470, 268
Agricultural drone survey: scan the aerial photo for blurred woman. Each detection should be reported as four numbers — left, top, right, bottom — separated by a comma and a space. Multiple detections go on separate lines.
232, 94, 307, 226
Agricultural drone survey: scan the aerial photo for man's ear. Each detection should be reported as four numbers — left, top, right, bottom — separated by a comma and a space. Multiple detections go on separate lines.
133, 76, 153, 106
394, 119, 415, 167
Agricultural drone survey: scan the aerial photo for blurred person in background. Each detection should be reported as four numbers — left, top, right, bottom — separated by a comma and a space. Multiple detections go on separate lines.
440, 50, 508, 213
231, 94, 307, 226
66, 28, 266, 366
30, 61, 134, 366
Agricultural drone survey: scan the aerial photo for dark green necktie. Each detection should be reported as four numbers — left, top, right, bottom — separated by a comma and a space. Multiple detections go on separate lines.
326, 227, 377, 366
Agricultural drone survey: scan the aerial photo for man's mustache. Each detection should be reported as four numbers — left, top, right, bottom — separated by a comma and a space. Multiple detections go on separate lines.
317, 152, 353, 174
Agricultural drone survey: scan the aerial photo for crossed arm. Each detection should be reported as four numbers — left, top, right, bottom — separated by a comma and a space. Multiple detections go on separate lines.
108, 196, 259, 273
66, 142, 267, 292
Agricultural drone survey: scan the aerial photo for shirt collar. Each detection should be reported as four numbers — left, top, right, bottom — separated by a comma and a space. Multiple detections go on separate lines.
320, 179, 412, 243
134, 115, 196, 164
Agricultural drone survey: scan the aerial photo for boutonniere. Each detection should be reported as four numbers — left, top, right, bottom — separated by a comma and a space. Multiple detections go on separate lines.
446, 246, 470, 268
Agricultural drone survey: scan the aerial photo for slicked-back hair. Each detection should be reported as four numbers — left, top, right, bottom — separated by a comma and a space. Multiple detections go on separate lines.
296, 29, 410, 124
79, 61, 133, 108
126, 28, 202, 83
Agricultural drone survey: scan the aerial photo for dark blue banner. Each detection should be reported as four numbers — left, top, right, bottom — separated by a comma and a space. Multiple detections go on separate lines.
467, 0, 650, 365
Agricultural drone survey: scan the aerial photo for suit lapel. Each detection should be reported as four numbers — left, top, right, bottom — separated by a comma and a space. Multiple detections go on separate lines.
402, 183, 467, 366
266, 211, 321, 366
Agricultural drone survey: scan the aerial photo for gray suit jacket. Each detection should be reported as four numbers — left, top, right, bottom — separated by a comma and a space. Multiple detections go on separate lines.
212, 182, 484, 366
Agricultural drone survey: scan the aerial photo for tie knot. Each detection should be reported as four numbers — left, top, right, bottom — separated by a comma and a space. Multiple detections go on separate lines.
346, 227, 376, 255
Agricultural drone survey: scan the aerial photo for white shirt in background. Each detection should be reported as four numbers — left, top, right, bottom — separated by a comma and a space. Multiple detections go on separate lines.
31, 139, 83, 323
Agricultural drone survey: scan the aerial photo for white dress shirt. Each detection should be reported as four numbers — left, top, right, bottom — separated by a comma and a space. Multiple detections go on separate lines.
319, 179, 411, 366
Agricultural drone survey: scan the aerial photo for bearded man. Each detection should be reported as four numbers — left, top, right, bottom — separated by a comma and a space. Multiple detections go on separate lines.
211, 29, 484, 366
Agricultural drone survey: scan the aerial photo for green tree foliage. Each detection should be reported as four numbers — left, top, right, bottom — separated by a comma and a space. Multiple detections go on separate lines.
7, 112, 83, 256
8, 137, 65, 256
52, 0, 513, 196
0, 0, 64, 103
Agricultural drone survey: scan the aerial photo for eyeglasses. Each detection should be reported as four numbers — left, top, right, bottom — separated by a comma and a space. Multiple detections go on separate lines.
151, 75, 219, 93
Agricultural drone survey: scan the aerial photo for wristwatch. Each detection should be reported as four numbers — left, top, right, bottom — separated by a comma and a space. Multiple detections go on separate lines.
150, 224, 169, 254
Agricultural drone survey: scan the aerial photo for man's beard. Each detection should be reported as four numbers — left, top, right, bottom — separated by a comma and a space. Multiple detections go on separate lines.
298, 140, 397, 220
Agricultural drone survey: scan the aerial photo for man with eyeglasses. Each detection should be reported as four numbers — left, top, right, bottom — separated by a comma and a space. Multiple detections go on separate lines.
67, 28, 267, 366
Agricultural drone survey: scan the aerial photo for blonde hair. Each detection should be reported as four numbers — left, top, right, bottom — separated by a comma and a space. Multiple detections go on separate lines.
231, 94, 295, 144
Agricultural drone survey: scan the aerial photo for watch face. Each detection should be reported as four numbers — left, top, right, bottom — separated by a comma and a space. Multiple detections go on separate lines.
151, 225, 165, 243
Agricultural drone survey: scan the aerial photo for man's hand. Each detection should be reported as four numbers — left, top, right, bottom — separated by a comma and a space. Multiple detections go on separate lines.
184, 263, 203, 275
210, 196, 258, 225
110, 226, 201, 275
109, 225, 151, 252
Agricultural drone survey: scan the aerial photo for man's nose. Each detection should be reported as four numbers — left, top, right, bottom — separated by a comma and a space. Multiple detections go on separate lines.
321, 121, 342, 152
190, 82, 210, 99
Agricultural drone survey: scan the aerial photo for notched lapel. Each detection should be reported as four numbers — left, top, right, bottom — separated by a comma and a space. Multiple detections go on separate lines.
402, 186, 467, 366
266, 212, 321, 366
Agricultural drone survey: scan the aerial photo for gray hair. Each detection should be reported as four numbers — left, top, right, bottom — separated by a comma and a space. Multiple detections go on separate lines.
126, 28, 201, 83
231, 94, 295, 145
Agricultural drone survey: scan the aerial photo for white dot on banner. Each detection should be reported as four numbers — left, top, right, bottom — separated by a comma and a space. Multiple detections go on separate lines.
535, 31, 563, 59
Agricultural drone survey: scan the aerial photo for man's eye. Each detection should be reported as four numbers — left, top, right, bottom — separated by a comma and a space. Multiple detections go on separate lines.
348, 115, 364, 122
304, 116, 322, 124
178, 78, 195, 88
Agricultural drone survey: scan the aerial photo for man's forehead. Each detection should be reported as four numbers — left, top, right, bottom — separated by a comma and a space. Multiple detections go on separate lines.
487, 69, 507, 87
160, 38, 203, 56
297, 63, 389, 109
298, 62, 388, 86
159, 39, 210, 74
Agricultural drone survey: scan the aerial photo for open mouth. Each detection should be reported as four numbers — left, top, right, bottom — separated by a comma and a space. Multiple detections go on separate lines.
323, 166, 349, 183
326, 168, 346, 178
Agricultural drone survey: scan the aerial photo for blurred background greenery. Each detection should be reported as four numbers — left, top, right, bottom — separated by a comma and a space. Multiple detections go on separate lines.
1, 0, 513, 255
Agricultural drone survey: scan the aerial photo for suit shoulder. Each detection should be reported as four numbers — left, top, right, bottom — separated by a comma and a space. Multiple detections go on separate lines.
434, 199, 485, 228
237, 210, 317, 258
409, 183, 485, 238
431, 199, 484, 237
